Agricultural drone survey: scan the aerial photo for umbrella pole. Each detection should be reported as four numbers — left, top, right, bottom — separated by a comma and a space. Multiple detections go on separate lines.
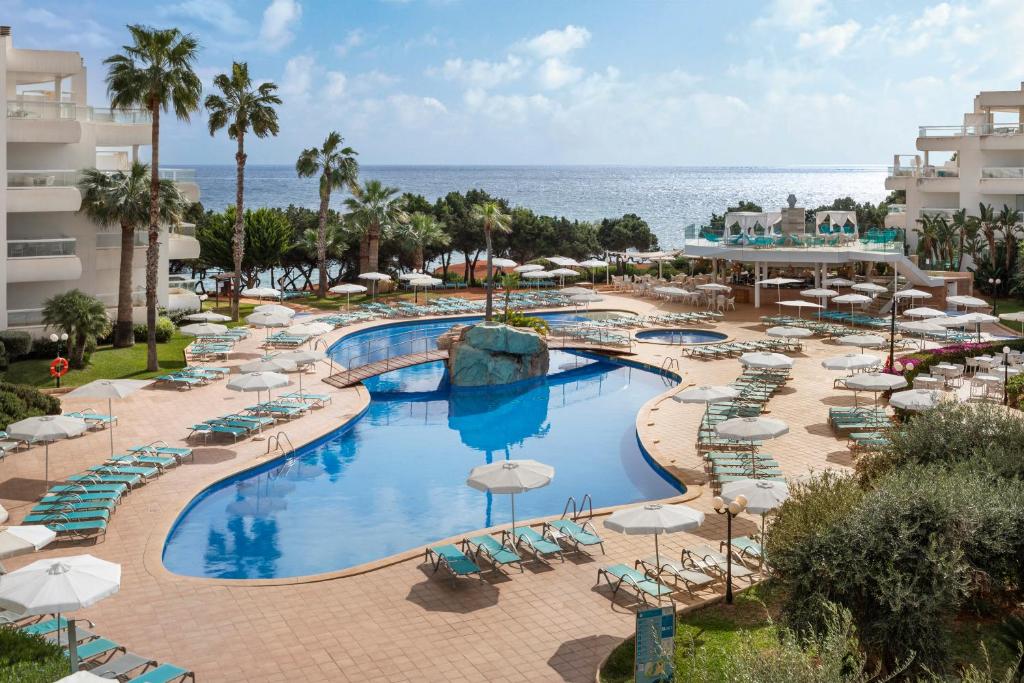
510, 493, 517, 549
654, 533, 661, 604
67, 617, 79, 672
108, 397, 114, 458
45, 442, 49, 490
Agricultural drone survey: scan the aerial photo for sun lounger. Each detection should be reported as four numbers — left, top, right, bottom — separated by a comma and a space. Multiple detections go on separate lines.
128, 663, 196, 682
424, 544, 483, 586
155, 374, 206, 389
45, 626, 97, 645
21, 616, 72, 635
636, 557, 716, 596
33, 498, 117, 514
464, 535, 523, 573
23, 508, 110, 523
280, 391, 332, 406
544, 519, 605, 554
44, 518, 108, 540
597, 563, 675, 605
67, 473, 143, 488
723, 536, 764, 567
109, 453, 178, 469
66, 636, 124, 662
48, 483, 127, 497
63, 410, 117, 429
186, 423, 246, 443
88, 653, 159, 680
129, 444, 194, 462
508, 526, 564, 564
87, 464, 160, 480
683, 545, 756, 583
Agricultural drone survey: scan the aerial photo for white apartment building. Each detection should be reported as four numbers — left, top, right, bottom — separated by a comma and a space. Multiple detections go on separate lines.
0, 26, 201, 334
885, 82, 1024, 251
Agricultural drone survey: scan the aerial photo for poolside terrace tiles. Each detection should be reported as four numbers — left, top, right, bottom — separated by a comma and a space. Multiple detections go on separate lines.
0, 295, 883, 682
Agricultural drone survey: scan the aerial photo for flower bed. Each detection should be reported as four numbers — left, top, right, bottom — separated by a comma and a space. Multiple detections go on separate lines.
884, 339, 1024, 385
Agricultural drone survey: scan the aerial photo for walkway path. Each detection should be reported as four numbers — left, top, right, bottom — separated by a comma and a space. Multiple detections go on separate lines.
0, 296, 860, 682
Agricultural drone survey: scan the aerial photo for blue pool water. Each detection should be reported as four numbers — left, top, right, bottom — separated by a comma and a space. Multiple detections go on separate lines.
635, 329, 729, 345
162, 315, 683, 579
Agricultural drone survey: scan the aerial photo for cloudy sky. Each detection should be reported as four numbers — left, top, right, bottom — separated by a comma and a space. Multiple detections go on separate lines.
6, 0, 1024, 165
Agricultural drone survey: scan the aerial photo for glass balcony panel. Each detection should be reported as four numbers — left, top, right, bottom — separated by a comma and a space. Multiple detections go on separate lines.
7, 239, 77, 258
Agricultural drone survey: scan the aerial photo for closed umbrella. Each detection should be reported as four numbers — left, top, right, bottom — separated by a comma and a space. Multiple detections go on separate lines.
182, 311, 230, 322
765, 326, 812, 340
739, 352, 794, 370
7, 415, 89, 488
844, 372, 907, 405
178, 322, 227, 337
822, 353, 880, 372
64, 379, 153, 457
329, 283, 367, 311
0, 554, 120, 668
466, 460, 554, 542
358, 272, 392, 300
253, 304, 295, 318
604, 503, 704, 596
889, 388, 941, 412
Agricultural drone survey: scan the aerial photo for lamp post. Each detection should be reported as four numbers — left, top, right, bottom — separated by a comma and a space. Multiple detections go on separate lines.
712, 494, 748, 605
1004, 345, 1011, 406
49, 332, 69, 388
888, 266, 898, 371
989, 277, 1002, 315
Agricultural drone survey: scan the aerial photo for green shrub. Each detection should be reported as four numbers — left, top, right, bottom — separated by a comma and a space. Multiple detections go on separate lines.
0, 381, 61, 430
0, 627, 65, 668
768, 465, 1024, 672
25, 337, 96, 363
0, 342, 6, 372
497, 311, 550, 335
0, 657, 70, 683
132, 316, 174, 343
857, 403, 1024, 482
0, 331, 32, 359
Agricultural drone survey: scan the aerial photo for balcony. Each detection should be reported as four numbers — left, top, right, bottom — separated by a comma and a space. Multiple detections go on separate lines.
161, 169, 200, 202
920, 208, 960, 220
7, 238, 82, 283
6, 170, 82, 212
7, 99, 85, 143
980, 167, 1024, 194
91, 107, 151, 146
168, 223, 200, 259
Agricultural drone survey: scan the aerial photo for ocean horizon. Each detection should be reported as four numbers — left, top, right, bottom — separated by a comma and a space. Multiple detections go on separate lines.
188, 164, 889, 249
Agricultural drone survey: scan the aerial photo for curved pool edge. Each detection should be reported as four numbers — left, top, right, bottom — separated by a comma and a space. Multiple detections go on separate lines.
146, 314, 705, 588
634, 326, 733, 345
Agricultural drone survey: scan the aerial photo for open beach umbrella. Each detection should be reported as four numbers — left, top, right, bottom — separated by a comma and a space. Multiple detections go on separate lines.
287, 322, 332, 337
7, 415, 89, 488
823, 277, 855, 288
57, 671, 109, 683
900, 319, 947, 347
832, 293, 873, 315
559, 286, 592, 296
246, 312, 291, 339
276, 349, 327, 397
0, 554, 120, 667
936, 312, 998, 342
178, 322, 228, 337
398, 272, 427, 281
800, 288, 838, 309
779, 300, 823, 318
182, 311, 230, 323
546, 256, 580, 267
893, 289, 931, 300
514, 264, 545, 273
570, 293, 604, 310
521, 270, 552, 288
947, 295, 988, 309
889, 388, 942, 412
652, 286, 689, 298
715, 416, 789, 443
604, 503, 704, 593
903, 307, 946, 318
253, 303, 295, 318
844, 372, 907, 406
409, 276, 442, 303
697, 283, 730, 292
739, 352, 794, 370
240, 287, 282, 300
64, 379, 153, 457
721, 479, 790, 546
227, 371, 290, 409
466, 460, 554, 541
329, 283, 368, 311
837, 334, 886, 353
0, 525, 56, 573
852, 282, 887, 294
758, 277, 802, 312
240, 357, 297, 374
358, 272, 392, 300
673, 385, 741, 404
579, 258, 609, 284
822, 353, 880, 373
491, 257, 518, 269
765, 326, 812, 340
548, 268, 581, 286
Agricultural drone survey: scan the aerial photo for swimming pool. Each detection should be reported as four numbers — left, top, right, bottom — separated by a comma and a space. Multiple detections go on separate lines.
162, 314, 683, 579
635, 329, 729, 344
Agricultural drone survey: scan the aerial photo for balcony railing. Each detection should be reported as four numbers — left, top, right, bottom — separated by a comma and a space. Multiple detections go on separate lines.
920, 208, 959, 219
158, 168, 196, 182
888, 204, 907, 214
888, 166, 916, 177
90, 107, 152, 124
886, 165, 958, 178
7, 170, 81, 188
170, 222, 196, 236
7, 308, 45, 327
6, 100, 150, 125
919, 123, 1024, 137
96, 231, 148, 249
8, 238, 77, 258
684, 229, 904, 253
981, 167, 1024, 179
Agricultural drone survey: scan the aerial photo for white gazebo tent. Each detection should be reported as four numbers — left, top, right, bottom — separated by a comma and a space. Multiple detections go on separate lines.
814, 210, 857, 233
724, 211, 781, 239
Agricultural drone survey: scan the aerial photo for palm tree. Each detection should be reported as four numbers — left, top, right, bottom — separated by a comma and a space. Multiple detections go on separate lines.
951, 209, 971, 271
998, 204, 1022, 276
78, 164, 187, 348
978, 202, 998, 270
105, 25, 202, 371
42, 290, 110, 369
296, 132, 359, 296
344, 180, 406, 274
913, 214, 938, 265
403, 212, 449, 271
205, 62, 281, 321
471, 201, 512, 321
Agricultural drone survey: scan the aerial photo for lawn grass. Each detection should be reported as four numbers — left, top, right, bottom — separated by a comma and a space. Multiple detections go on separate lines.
600, 584, 779, 683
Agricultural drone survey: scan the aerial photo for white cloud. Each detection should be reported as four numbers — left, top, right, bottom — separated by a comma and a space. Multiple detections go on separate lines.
537, 58, 583, 90
259, 0, 302, 51
434, 55, 525, 88
21, 8, 111, 47
333, 29, 365, 57
797, 20, 861, 56
755, 0, 830, 28
280, 54, 315, 98
325, 72, 347, 100
350, 70, 401, 93
387, 94, 447, 127
160, 0, 249, 34
519, 25, 591, 58
463, 89, 553, 124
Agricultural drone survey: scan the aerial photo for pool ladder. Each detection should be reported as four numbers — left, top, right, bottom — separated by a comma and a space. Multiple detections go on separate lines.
561, 494, 594, 522
265, 431, 295, 457
661, 356, 680, 374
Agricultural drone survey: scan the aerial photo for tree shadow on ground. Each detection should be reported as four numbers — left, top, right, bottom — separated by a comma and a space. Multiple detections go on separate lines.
406, 567, 500, 613
188, 448, 238, 465
826, 449, 856, 467
547, 634, 624, 682
0, 476, 48, 502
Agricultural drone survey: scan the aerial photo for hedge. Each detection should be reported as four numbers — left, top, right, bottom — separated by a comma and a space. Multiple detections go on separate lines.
0, 381, 61, 430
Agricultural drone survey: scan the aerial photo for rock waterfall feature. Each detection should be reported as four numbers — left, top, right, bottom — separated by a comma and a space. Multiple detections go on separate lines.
438, 322, 550, 387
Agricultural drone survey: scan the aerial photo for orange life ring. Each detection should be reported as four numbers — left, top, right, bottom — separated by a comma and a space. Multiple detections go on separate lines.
49, 357, 69, 378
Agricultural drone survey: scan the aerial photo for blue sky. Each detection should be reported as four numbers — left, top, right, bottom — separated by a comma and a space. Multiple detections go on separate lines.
7, 0, 1024, 165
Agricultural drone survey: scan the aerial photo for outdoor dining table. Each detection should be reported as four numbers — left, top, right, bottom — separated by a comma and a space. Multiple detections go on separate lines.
913, 375, 942, 390
931, 363, 964, 388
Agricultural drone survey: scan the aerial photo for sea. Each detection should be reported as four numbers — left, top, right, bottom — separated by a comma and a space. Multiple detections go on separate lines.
191, 165, 889, 250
